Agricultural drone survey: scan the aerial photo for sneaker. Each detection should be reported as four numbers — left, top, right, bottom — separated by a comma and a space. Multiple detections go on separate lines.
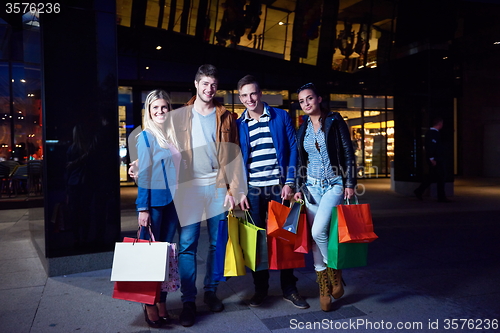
248, 291, 268, 307
283, 292, 310, 309
204, 291, 224, 312
179, 302, 196, 327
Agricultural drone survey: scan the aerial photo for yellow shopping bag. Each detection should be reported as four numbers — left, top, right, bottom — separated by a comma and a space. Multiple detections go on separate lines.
224, 211, 246, 277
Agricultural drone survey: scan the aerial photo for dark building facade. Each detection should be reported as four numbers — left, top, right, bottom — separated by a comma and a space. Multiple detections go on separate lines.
0, 0, 499, 275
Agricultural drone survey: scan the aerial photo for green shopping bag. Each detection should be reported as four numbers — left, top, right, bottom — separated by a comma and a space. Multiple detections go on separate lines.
327, 206, 368, 269
239, 211, 268, 271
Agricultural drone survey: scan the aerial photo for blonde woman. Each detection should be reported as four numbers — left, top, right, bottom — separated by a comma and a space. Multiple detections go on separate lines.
136, 89, 180, 328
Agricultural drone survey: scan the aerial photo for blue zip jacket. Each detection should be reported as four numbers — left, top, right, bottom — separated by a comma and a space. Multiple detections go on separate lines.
237, 102, 297, 185
135, 130, 177, 210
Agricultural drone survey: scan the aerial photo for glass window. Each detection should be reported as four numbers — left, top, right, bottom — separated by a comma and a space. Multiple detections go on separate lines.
117, 0, 133, 27
11, 64, 42, 163
331, 94, 394, 178
0, 63, 10, 160
118, 86, 133, 183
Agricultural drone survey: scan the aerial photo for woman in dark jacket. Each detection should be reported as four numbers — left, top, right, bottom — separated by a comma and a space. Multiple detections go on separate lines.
293, 83, 356, 312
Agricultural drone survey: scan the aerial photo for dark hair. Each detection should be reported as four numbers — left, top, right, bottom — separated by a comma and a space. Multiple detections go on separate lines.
237, 75, 261, 92
297, 82, 319, 95
297, 82, 330, 129
195, 64, 219, 82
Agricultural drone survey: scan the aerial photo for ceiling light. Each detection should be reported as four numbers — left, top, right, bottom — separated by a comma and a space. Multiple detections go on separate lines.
278, 22, 284, 25
494, 41, 500, 45
156, 46, 162, 50
145, 66, 150, 70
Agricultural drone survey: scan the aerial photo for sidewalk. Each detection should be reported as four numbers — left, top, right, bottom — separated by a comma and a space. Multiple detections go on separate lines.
1, 177, 499, 332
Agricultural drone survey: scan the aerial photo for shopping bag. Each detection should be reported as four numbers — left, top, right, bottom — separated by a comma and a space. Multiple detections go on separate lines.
239, 211, 268, 271
110, 237, 169, 281
120, 236, 177, 288
268, 236, 306, 270
112, 281, 160, 304
213, 219, 228, 282
293, 213, 311, 254
161, 242, 180, 292
224, 211, 246, 276
282, 200, 303, 234
267, 200, 296, 243
337, 198, 378, 243
327, 207, 368, 269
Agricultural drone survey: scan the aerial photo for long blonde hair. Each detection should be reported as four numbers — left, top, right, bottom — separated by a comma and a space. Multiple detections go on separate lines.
141, 89, 178, 149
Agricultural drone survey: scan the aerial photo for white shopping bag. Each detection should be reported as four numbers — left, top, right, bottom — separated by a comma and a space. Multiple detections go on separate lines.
110, 241, 169, 281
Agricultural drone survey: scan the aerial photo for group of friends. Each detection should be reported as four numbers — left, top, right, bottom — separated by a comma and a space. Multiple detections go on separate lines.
129, 64, 357, 328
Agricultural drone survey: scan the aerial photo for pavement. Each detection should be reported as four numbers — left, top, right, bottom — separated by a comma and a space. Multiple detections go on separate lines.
1, 177, 500, 333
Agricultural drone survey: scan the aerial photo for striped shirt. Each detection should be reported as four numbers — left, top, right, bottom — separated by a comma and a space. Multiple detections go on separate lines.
304, 118, 336, 180
244, 108, 280, 187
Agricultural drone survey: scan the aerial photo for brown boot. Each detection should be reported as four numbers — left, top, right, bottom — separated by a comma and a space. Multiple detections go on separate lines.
315, 270, 332, 311
327, 267, 344, 299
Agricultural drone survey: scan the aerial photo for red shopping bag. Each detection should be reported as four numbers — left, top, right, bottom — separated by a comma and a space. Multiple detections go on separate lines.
268, 236, 306, 270
293, 213, 311, 254
337, 199, 378, 243
267, 200, 296, 243
113, 281, 160, 304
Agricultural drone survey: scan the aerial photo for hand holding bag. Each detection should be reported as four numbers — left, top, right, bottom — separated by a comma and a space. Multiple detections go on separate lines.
337, 197, 378, 243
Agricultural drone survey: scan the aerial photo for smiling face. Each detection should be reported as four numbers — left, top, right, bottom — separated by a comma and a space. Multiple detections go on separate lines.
194, 75, 218, 103
238, 83, 263, 113
298, 88, 322, 116
149, 98, 169, 125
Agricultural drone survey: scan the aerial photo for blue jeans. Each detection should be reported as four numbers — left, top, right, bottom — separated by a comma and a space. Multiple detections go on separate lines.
247, 185, 298, 295
304, 176, 344, 271
139, 202, 178, 303
176, 185, 226, 303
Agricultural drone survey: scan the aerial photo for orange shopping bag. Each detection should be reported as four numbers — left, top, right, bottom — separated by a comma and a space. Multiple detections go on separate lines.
267, 200, 296, 243
337, 198, 378, 243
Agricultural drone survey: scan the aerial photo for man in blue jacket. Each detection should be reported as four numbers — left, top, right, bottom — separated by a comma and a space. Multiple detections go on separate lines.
237, 75, 309, 309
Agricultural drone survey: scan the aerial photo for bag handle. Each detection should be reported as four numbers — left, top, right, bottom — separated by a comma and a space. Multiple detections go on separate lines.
292, 199, 305, 207
135, 225, 156, 243
344, 195, 359, 205
244, 210, 257, 225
